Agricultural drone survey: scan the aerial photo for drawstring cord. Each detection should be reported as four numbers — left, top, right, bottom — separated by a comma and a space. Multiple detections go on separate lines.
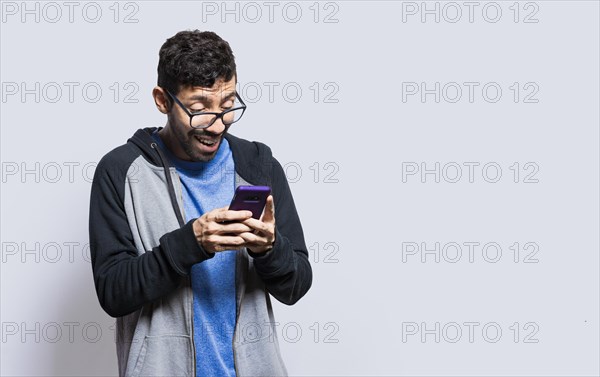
151, 142, 185, 227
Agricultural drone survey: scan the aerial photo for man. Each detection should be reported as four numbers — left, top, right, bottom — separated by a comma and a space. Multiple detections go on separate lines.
89, 30, 312, 376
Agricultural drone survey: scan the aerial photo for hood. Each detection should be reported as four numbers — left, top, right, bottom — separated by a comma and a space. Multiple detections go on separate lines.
127, 127, 166, 167
127, 127, 275, 186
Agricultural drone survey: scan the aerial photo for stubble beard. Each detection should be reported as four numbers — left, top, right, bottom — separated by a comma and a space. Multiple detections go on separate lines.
175, 124, 223, 162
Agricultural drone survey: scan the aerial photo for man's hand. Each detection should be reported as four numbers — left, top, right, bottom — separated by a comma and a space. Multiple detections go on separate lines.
192, 195, 276, 254
193, 206, 254, 253
239, 195, 276, 254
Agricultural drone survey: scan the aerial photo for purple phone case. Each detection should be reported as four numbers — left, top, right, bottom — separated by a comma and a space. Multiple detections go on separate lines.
228, 186, 271, 219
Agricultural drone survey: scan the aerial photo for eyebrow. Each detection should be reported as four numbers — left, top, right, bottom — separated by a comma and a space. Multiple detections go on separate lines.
187, 91, 236, 103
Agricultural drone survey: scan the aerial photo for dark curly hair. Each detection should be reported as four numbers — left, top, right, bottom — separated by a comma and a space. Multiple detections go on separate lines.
157, 30, 237, 95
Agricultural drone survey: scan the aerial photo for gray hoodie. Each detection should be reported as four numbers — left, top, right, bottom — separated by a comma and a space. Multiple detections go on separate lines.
89, 127, 313, 376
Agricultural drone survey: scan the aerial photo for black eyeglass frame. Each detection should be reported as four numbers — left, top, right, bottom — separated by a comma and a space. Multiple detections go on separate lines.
165, 89, 247, 129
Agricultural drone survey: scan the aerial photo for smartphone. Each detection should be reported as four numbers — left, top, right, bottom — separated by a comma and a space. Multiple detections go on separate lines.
228, 185, 271, 220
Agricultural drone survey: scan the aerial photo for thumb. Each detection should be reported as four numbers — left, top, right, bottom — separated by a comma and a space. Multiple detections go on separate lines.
261, 195, 275, 223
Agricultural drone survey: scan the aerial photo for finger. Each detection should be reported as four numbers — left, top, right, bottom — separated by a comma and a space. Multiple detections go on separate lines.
238, 231, 267, 245
206, 234, 246, 248
241, 218, 272, 234
210, 206, 231, 216
217, 222, 254, 235
212, 209, 253, 223
212, 244, 246, 252
205, 206, 231, 222
261, 195, 275, 223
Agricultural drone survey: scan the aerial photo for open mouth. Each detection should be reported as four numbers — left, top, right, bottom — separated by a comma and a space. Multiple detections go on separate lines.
196, 136, 217, 146
194, 135, 220, 152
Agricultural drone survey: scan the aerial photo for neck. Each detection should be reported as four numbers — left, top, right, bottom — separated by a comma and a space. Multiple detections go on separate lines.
158, 123, 189, 161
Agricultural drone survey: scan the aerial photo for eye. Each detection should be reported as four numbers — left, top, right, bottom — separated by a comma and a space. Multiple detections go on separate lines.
190, 107, 205, 113
221, 101, 234, 110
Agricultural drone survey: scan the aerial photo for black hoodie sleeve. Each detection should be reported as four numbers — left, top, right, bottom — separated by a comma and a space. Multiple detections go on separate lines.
247, 157, 313, 305
89, 148, 214, 318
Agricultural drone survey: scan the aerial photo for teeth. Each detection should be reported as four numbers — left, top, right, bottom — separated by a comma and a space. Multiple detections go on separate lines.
196, 136, 216, 146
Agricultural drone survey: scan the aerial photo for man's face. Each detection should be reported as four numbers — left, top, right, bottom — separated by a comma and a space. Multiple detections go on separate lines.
166, 77, 237, 162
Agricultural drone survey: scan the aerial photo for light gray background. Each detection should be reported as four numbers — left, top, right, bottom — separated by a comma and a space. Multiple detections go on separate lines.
1, 1, 599, 375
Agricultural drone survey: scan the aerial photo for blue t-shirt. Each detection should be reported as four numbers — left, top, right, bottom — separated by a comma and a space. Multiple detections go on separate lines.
152, 131, 237, 377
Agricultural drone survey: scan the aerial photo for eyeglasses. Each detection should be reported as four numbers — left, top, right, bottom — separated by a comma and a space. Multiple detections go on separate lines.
165, 89, 247, 129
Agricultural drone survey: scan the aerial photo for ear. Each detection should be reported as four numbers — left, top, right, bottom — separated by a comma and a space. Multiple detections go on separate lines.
152, 86, 170, 114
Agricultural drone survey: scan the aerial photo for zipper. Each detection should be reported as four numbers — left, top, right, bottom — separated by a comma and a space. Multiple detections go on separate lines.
232, 180, 243, 377
232, 249, 244, 377
155, 138, 242, 376
177, 173, 195, 376
155, 142, 195, 375
190, 276, 197, 377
